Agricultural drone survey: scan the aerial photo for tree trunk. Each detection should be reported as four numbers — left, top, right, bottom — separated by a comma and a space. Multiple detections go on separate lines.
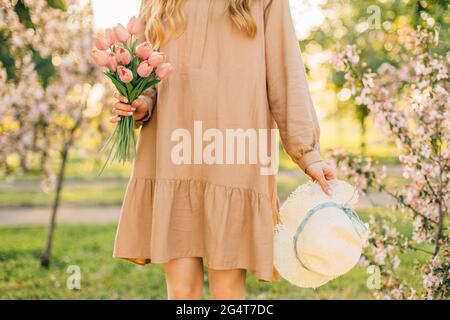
41, 117, 82, 268
360, 118, 367, 156
433, 166, 445, 256
40, 144, 69, 268
19, 155, 28, 173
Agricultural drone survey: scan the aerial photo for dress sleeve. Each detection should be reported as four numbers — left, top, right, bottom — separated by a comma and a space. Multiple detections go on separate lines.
134, 87, 157, 129
135, 1, 158, 129
264, 0, 323, 171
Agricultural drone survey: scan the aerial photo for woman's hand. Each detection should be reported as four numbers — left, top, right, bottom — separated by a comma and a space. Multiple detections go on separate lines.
305, 161, 337, 196
110, 92, 151, 123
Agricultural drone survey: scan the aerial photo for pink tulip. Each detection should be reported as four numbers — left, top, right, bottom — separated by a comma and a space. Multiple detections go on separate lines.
135, 42, 152, 60
147, 51, 165, 68
105, 28, 117, 47
108, 51, 118, 72
117, 66, 133, 83
91, 48, 109, 67
93, 32, 110, 51
156, 63, 174, 80
137, 61, 154, 78
116, 47, 131, 65
127, 16, 142, 35
114, 23, 130, 43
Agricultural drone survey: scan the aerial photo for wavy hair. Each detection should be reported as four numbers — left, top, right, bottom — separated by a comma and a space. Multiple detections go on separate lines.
140, 0, 257, 47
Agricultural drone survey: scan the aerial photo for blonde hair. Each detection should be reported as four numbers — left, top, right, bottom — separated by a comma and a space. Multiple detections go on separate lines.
140, 0, 257, 48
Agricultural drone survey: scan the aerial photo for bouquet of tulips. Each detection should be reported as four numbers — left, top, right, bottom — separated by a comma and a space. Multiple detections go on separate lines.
91, 16, 173, 170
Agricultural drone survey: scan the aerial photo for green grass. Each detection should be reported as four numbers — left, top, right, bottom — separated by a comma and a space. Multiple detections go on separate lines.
0, 209, 429, 300
0, 183, 127, 208
0, 225, 165, 299
0, 157, 133, 184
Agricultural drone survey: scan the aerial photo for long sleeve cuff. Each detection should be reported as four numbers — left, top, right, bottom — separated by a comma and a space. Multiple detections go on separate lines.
134, 88, 157, 129
293, 150, 323, 172
134, 110, 152, 129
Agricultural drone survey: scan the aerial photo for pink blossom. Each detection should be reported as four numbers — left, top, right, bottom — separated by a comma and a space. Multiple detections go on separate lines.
147, 51, 165, 68
91, 48, 109, 67
135, 42, 152, 60
108, 51, 118, 72
117, 66, 133, 83
116, 47, 131, 65
137, 61, 153, 78
105, 28, 117, 47
113, 23, 130, 43
93, 31, 110, 51
156, 63, 174, 80
127, 16, 142, 35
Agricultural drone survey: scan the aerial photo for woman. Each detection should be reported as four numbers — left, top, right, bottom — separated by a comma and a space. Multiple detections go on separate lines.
111, 0, 336, 300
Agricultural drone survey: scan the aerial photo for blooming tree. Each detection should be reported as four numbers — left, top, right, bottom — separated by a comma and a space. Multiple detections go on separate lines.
331, 27, 449, 299
0, 0, 104, 267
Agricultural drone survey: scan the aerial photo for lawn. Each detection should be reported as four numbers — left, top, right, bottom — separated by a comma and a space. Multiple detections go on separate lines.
0, 180, 127, 207
0, 208, 428, 300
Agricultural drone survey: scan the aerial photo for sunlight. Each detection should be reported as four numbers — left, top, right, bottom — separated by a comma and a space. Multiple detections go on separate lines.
91, 0, 141, 30
90, 0, 324, 38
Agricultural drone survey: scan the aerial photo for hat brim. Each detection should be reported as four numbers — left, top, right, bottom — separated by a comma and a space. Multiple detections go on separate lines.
274, 224, 335, 288
274, 180, 360, 288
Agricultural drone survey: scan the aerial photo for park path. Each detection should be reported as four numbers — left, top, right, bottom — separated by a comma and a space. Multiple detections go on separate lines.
0, 206, 121, 226
0, 193, 394, 226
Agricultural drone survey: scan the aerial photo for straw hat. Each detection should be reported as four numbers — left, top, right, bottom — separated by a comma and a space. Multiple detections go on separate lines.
274, 179, 369, 288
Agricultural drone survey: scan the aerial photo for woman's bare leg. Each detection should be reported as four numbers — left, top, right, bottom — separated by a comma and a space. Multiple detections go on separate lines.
208, 268, 247, 300
164, 258, 204, 300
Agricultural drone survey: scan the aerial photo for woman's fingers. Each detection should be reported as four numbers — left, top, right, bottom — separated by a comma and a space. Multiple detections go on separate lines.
113, 102, 135, 112
113, 102, 135, 116
131, 95, 150, 112
316, 173, 332, 197
131, 99, 144, 110
131, 96, 151, 121
323, 165, 337, 180
110, 94, 134, 123
111, 94, 150, 123
305, 162, 333, 196
111, 102, 133, 119
114, 92, 128, 104
109, 115, 121, 123
114, 109, 134, 117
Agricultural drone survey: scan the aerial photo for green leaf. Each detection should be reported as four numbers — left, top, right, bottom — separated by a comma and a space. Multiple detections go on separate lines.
31, 48, 56, 88
131, 58, 139, 83
142, 78, 160, 91
47, 0, 67, 10
128, 78, 147, 101
113, 82, 128, 97
14, 0, 34, 29
104, 72, 128, 97
103, 70, 116, 81
125, 83, 134, 96
124, 42, 132, 55
130, 38, 138, 53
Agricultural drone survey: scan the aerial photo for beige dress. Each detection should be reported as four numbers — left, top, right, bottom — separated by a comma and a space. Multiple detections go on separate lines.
113, 0, 322, 282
